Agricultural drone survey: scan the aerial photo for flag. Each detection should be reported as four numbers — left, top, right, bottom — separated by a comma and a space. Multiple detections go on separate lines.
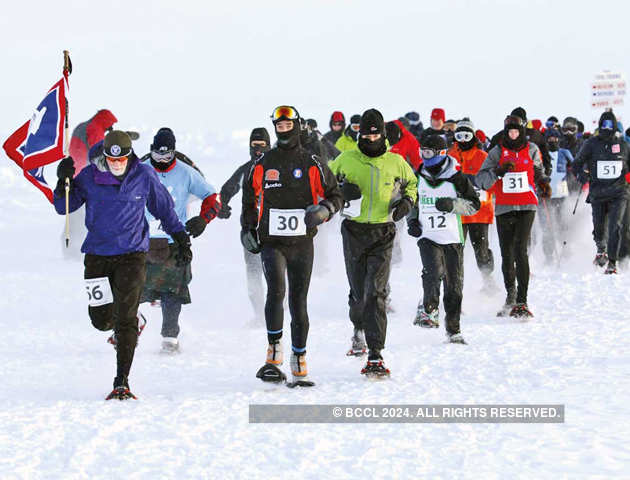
2, 75, 69, 203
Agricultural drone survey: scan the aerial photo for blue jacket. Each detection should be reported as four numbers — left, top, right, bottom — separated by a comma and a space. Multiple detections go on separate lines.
53, 156, 184, 256
143, 159, 216, 243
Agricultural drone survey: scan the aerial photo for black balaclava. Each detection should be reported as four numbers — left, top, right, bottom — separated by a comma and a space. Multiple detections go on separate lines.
346, 114, 362, 142
386, 121, 401, 146
546, 129, 561, 152
503, 115, 527, 151
358, 109, 387, 158
273, 107, 301, 150
150, 127, 177, 171
598, 111, 617, 141
249, 127, 270, 159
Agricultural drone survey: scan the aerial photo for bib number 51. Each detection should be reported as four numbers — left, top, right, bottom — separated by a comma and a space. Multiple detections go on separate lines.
85, 277, 114, 307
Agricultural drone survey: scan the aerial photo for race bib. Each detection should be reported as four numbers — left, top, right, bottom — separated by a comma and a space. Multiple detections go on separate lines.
597, 160, 622, 179
502, 171, 529, 194
423, 212, 448, 231
342, 197, 363, 218
269, 208, 306, 236
85, 277, 114, 307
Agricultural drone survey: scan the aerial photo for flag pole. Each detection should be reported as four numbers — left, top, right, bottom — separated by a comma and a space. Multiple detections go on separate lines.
63, 50, 71, 248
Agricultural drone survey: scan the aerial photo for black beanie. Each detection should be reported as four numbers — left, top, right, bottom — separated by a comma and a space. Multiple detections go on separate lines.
250, 127, 270, 144
385, 121, 401, 145
423, 134, 447, 151
350, 114, 361, 126
359, 109, 385, 136
510, 107, 527, 124
152, 127, 176, 152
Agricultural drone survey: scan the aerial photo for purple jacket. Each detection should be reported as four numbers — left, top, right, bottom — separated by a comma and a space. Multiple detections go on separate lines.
53, 156, 184, 256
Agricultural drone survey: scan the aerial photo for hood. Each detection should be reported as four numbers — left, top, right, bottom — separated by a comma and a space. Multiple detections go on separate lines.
91, 109, 118, 131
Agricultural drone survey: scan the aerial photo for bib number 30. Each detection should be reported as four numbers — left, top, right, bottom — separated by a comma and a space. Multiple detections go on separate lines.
85, 277, 114, 307
269, 208, 307, 236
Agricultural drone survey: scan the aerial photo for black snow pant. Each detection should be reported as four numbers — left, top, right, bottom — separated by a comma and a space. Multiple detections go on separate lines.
418, 239, 464, 335
84, 252, 146, 381
341, 219, 396, 353
462, 223, 494, 277
496, 210, 536, 304
592, 196, 628, 262
260, 238, 314, 353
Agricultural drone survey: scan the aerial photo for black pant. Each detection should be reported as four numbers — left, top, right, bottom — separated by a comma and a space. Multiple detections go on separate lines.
495, 210, 536, 304
341, 219, 396, 353
591, 196, 627, 262
418, 239, 464, 335
462, 223, 494, 276
261, 239, 314, 352
84, 252, 146, 380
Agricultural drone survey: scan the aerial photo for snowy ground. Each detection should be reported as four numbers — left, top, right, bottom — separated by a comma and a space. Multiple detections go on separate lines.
1, 134, 629, 479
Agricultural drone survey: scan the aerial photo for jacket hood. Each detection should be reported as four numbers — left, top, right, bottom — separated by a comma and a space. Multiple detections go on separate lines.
92, 109, 118, 130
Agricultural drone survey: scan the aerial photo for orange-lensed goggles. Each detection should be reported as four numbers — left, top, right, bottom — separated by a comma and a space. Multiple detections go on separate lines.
271, 106, 300, 121
105, 155, 128, 163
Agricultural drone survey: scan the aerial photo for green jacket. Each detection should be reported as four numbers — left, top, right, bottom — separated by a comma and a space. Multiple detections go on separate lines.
335, 134, 358, 152
329, 149, 418, 224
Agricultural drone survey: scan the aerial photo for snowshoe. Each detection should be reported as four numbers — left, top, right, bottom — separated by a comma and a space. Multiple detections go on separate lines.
593, 252, 608, 268
446, 332, 467, 345
361, 358, 391, 378
287, 352, 314, 388
604, 261, 618, 275
509, 303, 534, 318
256, 363, 287, 383
160, 337, 180, 354
346, 328, 367, 357
413, 307, 439, 328
106, 386, 137, 401
107, 313, 148, 350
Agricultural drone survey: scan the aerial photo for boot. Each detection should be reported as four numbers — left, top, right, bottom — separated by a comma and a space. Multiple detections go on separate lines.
604, 260, 618, 275
160, 337, 180, 354
509, 303, 534, 318
287, 351, 315, 387
593, 252, 608, 268
361, 351, 390, 378
346, 328, 367, 356
266, 341, 283, 365
105, 375, 137, 400
413, 306, 439, 328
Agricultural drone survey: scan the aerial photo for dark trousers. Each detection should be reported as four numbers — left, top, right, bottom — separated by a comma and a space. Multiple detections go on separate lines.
261, 239, 314, 352
591, 196, 627, 262
496, 210, 536, 304
418, 239, 464, 335
341, 219, 396, 353
84, 252, 146, 380
462, 223, 494, 276
160, 293, 182, 338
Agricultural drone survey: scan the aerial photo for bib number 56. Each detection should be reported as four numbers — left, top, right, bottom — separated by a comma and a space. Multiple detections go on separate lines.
84, 277, 114, 307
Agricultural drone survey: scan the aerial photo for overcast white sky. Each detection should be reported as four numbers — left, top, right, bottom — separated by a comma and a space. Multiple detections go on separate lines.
1, 0, 628, 140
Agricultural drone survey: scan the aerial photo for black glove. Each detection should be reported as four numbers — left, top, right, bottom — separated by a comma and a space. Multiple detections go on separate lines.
185, 216, 207, 238
494, 161, 515, 178
577, 171, 590, 185
217, 203, 232, 219
392, 196, 413, 221
241, 229, 261, 254
340, 181, 362, 201
171, 230, 193, 266
304, 201, 333, 228
57, 156, 75, 181
435, 197, 454, 213
407, 218, 422, 238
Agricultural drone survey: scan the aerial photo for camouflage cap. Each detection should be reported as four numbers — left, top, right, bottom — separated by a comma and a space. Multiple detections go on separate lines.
103, 130, 132, 158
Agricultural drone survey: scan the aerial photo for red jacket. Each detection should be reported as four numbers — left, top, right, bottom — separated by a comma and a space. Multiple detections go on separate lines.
69, 110, 118, 173
390, 120, 421, 171
449, 144, 494, 224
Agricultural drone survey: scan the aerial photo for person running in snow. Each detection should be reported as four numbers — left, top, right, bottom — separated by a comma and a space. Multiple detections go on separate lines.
322, 111, 344, 159
408, 135, 480, 343
217, 127, 270, 325
476, 114, 550, 318
419, 108, 448, 146
335, 114, 361, 152
53, 130, 190, 400
328, 108, 418, 377
386, 119, 422, 172
572, 111, 630, 274
447, 119, 496, 291
241, 106, 343, 387
538, 128, 573, 262
140, 128, 220, 354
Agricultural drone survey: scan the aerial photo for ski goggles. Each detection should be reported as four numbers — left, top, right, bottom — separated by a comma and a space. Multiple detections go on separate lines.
601, 119, 614, 130
350, 123, 361, 132
151, 150, 175, 162
562, 125, 577, 134
271, 105, 299, 121
421, 147, 447, 159
454, 131, 474, 143
105, 155, 128, 163
545, 120, 557, 128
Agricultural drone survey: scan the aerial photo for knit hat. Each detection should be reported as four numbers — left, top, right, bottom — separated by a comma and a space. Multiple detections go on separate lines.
331, 111, 345, 123
405, 111, 421, 126
250, 127, 270, 144
103, 130, 132, 158
151, 127, 176, 152
510, 106, 527, 123
359, 109, 385, 136
431, 108, 445, 122
455, 119, 475, 133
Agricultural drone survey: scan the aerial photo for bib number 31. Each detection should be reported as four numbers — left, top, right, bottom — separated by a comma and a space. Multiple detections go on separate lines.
502, 171, 529, 194
85, 277, 114, 307
269, 208, 307, 236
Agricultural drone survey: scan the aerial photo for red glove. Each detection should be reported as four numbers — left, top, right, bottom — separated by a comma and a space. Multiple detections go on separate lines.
200, 193, 221, 223
625, 172, 630, 184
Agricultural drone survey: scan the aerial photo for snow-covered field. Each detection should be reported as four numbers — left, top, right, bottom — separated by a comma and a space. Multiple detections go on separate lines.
1, 134, 629, 479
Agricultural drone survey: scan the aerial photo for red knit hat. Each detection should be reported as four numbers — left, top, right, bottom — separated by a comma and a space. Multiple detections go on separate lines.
331, 111, 345, 123
431, 108, 445, 122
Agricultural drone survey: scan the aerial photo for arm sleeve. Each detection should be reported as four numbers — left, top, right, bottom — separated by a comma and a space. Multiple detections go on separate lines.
241, 163, 260, 231
530, 143, 545, 183
320, 162, 344, 213
475, 146, 501, 190
53, 172, 86, 214
146, 168, 185, 236
401, 160, 419, 202
219, 160, 251, 205
572, 140, 590, 176
451, 172, 481, 216
188, 166, 216, 201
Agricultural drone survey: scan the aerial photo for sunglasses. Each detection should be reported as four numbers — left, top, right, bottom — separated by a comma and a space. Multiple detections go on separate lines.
601, 120, 614, 130
151, 150, 175, 162
562, 126, 577, 134
271, 105, 299, 121
421, 148, 447, 159
350, 124, 361, 132
105, 155, 128, 163
454, 131, 474, 143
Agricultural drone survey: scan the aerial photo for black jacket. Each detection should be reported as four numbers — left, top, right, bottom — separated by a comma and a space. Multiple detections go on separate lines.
573, 134, 630, 202
219, 159, 254, 206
